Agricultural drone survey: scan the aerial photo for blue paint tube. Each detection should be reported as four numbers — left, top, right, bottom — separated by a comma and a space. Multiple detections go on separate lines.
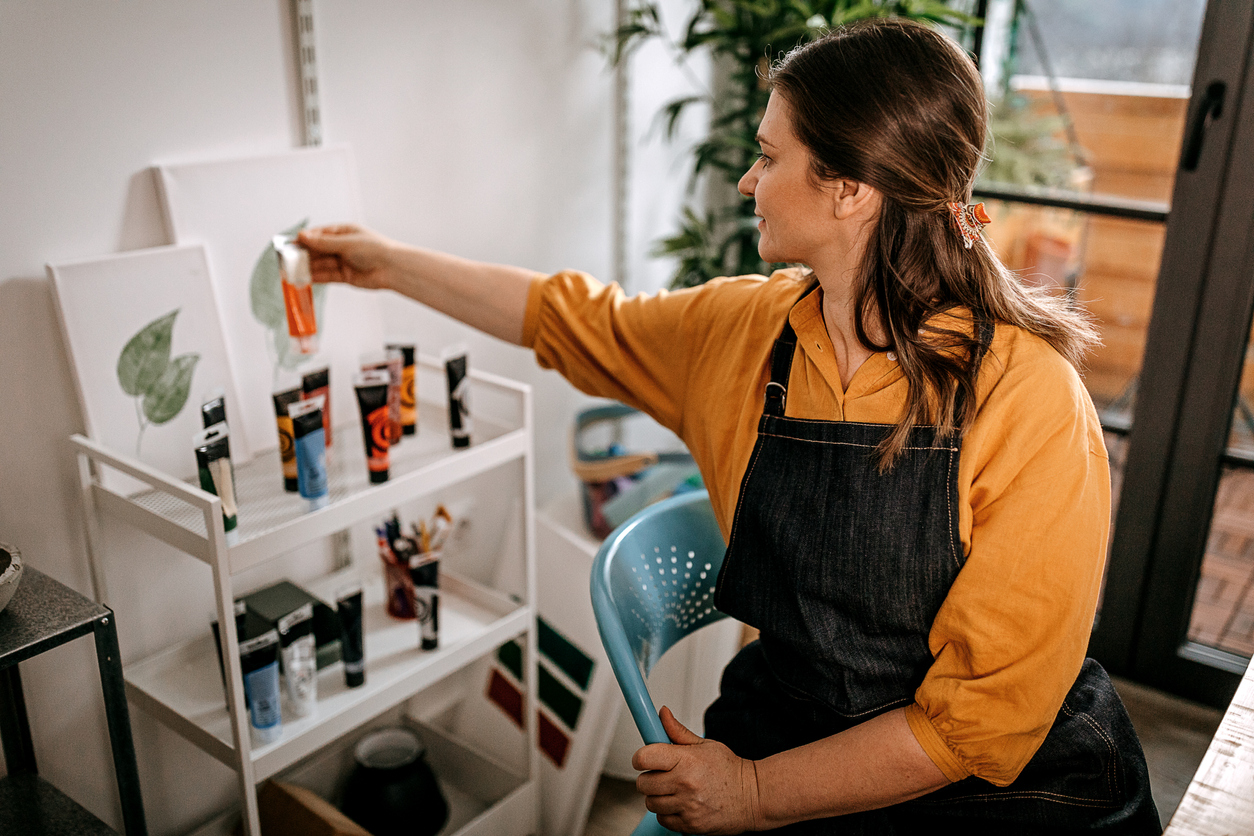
288, 396, 329, 511
240, 629, 282, 745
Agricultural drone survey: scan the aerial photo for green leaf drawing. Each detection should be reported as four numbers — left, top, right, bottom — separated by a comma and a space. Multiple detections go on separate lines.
117, 310, 177, 396
250, 219, 309, 330
142, 353, 200, 425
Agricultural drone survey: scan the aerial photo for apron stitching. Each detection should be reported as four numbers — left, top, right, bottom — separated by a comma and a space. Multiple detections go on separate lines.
919, 791, 1120, 808
758, 432, 956, 452
720, 431, 768, 593
1062, 701, 1118, 799
946, 448, 962, 570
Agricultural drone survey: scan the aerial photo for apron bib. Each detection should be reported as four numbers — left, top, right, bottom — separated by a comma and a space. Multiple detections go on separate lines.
707, 310, 1159, 834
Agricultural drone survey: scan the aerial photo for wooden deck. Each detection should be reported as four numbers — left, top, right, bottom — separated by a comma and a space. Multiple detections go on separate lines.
1189, 467, 1254, 657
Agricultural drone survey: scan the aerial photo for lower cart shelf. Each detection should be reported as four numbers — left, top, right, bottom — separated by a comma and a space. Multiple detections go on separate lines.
123, 570, 529, 781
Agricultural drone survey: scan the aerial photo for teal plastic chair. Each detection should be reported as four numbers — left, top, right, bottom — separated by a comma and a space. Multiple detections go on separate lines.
590, 489, 729, 836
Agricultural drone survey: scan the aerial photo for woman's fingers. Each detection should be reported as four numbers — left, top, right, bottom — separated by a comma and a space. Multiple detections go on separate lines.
660, 705, 704, 745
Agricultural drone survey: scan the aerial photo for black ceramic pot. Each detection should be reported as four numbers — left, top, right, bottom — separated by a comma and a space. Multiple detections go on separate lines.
341, 727, 449, 836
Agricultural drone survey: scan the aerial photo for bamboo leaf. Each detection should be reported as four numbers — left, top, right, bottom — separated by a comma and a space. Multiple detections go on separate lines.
142, 352, 199, 425
117, 309, 177, 397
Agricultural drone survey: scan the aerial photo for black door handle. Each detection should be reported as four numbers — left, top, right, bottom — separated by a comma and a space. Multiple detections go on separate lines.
1181, 81, 1226, 172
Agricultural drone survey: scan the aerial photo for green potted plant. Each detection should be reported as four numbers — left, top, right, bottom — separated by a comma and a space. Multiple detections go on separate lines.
611, 0, 977, 288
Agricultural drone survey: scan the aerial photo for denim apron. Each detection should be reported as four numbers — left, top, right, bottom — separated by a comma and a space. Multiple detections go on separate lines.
707, 313, 1160, 834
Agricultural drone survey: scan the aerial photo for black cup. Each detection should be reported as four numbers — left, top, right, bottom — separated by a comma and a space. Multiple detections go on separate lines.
341, 727, 449, 836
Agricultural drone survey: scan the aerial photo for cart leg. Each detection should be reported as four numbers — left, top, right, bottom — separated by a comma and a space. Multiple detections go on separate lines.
94, 612, 148, 836
0, 664, 36, 774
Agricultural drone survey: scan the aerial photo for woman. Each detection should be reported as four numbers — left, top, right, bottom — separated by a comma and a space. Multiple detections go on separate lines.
302, 18, 1158, 835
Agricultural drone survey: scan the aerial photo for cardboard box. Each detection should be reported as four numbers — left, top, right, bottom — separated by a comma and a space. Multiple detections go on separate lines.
234, 781, 370, 836
244, 580, 342, 669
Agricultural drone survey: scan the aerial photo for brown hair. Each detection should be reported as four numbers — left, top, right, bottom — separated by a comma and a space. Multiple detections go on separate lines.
769, 18, 1099, 467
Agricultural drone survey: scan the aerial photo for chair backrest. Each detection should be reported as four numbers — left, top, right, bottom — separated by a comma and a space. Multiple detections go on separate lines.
590, 489, 728, 746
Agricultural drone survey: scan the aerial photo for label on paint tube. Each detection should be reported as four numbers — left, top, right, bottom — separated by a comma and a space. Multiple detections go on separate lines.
301, 366, 332, 449
278, 603, 317, 718
272, 385, 302, 492
288, 397, 329, 509
240, 630, 282, 744
385, 343, 417, 435
353, 370, 391, 484
442, 344, 472, 448
193, 423, 239, 539
361, 351, 403, 446
201, 390, 227, 429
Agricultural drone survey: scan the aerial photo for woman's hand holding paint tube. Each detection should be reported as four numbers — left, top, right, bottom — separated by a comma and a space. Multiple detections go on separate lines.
298, 225, 534, 346
299, 225, 400, 291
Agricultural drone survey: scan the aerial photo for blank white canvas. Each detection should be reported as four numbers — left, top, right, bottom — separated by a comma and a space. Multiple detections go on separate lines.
49, 244, 245, 495
155, 145, 384, 458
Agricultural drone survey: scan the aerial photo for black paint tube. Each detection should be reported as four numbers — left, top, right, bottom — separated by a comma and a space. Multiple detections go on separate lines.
240, 629, 282, 745
353, 370, 391, 484
201, 389, 227, 429
408, 551, 440, 651
335, 583, 365, 688
211, 599, 248, 697
272, 385, 302, 492
194, 423, 239, 545
441, 343, 471, 448
277, 603, 317, 718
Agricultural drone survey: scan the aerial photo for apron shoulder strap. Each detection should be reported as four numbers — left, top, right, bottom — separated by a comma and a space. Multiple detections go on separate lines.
764, 319, 797, 418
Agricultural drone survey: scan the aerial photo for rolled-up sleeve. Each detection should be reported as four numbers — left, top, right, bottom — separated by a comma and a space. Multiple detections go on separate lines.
523, 270, 714, 434
906, 335, 1111, 786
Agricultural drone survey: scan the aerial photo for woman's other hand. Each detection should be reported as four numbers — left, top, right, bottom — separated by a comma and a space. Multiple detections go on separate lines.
633, 706, 763, 834
298, 224, 398, 291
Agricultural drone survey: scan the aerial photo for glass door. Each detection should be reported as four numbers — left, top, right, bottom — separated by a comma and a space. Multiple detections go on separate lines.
972, 0, 1254, 706
1091, 1, 1254, 706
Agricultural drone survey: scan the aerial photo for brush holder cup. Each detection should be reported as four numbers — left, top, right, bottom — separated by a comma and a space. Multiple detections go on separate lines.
341, 727, 448, 836
0, 543, 23, 614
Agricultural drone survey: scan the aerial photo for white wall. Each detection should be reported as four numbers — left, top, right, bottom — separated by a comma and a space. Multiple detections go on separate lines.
0, 2, 704, 833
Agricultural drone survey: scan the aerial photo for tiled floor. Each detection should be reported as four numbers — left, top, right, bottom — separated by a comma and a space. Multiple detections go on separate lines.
580, 677, 1224, 834
1189, 466, 1254, 656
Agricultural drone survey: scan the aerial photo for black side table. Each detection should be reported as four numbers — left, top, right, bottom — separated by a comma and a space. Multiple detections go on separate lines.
0, 567, 147, 835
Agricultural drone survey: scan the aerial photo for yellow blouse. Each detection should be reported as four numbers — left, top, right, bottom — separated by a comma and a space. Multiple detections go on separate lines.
522, 267, 1111, 788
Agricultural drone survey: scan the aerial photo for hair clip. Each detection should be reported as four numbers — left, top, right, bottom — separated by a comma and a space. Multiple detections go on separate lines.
947, 201, 991, 249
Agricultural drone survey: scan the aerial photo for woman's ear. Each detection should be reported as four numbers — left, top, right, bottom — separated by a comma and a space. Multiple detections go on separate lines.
831, 178, 880, 221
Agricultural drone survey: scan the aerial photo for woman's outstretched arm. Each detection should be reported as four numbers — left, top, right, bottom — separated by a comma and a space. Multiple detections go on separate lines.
298, 225, 536, 346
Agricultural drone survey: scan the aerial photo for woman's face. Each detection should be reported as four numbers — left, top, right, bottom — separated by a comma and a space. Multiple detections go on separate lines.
738, 92, 842, 266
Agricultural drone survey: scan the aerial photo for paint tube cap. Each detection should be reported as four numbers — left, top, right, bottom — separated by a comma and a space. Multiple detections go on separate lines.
307, 494, 330, 512
291, 334, 320, 355
251, 722, 283, 745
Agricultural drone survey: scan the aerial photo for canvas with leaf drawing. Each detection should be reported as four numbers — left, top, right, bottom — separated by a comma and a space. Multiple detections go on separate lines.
49, 244, 243, 495
155, 146, 383, 459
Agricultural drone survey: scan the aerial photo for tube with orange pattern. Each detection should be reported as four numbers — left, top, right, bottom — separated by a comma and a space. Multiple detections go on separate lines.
353, 370, 391, 484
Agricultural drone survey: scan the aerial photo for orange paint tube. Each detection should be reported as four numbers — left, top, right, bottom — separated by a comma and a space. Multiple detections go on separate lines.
273, 236, 319, 355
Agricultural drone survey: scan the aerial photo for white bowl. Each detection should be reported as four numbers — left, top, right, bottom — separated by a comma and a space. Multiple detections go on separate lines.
0, 543, 23, 614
